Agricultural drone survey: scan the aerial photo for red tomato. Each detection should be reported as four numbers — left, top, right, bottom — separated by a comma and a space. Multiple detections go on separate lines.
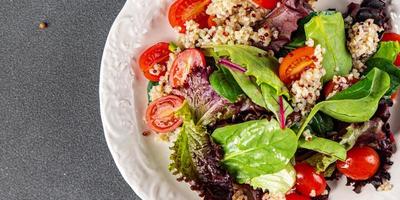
279, 47, 315, 84
146, 95, 183, 133
381, 32, 400, 42
138, 42, 170, 82
337, 146, 380, 180
395, 54, 400, 67
294, 163, 327, 197
286, 193, 311, 200
392, 91, 398, 101
169, 49, 206, 88
252, 0, 279, 9
207, 15, 217, 27
323, 80, 335, 99
168, 0, 211, 33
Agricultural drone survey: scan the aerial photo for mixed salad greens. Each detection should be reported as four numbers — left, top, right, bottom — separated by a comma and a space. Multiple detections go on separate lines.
138, 0, 399, 199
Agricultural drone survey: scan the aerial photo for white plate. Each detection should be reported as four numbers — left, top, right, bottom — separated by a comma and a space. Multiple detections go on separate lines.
99, 0, 400, 199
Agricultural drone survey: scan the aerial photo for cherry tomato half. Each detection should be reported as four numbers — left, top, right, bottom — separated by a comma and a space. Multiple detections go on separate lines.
294, 163, 327, 197
337, 146, 380, 180
279, 46, 315, 84
138, 42, 170, 82
381, 32, 400, 42
395, 54, 400, 67
286, 193, 311, 200
145, 95, 183, 133
252, 0, 279, 9
168, 0, 212, 33
169, 48, 206, 88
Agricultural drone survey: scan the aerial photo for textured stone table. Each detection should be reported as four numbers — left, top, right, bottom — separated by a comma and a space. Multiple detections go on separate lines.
0, 1, 140, 199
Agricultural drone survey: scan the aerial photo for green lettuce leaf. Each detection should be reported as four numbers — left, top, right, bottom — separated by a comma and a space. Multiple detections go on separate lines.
366, 58, 400, 95
297, 68, 390, 136
308, 112, 334, 136
304, 11, 352, 81
299, 137, 346, 161
212, 119, 298, 183
170, 102, 233, 199
147, 81, 159, 103
209, 67, 244, 102
372, 41, 400, 62
205, 45, 287, 96
205, 45, 293, 124
249, 164, 296, 194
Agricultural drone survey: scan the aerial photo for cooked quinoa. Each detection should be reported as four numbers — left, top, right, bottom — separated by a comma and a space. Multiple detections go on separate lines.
148, 52, 176, 101
261, 192, 285, 200
178, 0, 273, 48
325, 73, 357, 99
291, 44, 326, 115
377, 180, 393, 192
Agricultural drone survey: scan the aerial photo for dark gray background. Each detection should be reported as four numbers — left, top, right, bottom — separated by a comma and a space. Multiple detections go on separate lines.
0, 1, 140, 199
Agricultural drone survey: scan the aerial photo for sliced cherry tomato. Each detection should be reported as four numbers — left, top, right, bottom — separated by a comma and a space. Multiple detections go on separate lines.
323, 80, 335, 99
146, 95, 183, 133
381, 32, 400, 42
169, 48, 206, 88
168, 0, 211, 33
395, 54, 400, 66
138, 42, 170, 82
207, 15, 217, 27
286, 193, 311, 200
252, 0, 279, 9
294, 163, 327, 197
279, 47, 315, 84
337, 146, 380, 181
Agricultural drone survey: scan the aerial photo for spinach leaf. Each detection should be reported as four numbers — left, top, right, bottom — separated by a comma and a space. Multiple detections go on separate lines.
299, 137, 346, 161
366, 58, 400, 95
304, 11, 352, 81
209, 67, 244, 102
249, 164, 296, 194
306, 153, 338, 174
147, 81, 159, 103
260, 83, 293, 120
297, 68, 390, 136
229, 69, 266, 108
206, 45, 287, 96
372, 41, 400, 62
212, 119, 298, 183
309, 112, 334, 136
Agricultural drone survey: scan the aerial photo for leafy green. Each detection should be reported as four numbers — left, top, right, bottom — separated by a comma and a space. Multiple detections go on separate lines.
372, 41, 400, 62
277, 12, 318, 57
205, 45, 287, 96
209, 67, 244, 102
260, 84, 293, 120
299, 137, 346, 161
147, 81, 159, 103
297, 68, 390, 136
306, 119, 384, 173
249, 164, 296, 194
212, 119, 298, 183
304, 11, 352, 81
366, 58, 400, 95
308, 112, 334, 136
229, 70, 266, 108
306, 153, 338, 174
205, 45, 293, 124
170, 102, 233, 199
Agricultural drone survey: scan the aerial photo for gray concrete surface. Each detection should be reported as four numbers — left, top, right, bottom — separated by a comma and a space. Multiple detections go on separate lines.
0, 1, 140, 199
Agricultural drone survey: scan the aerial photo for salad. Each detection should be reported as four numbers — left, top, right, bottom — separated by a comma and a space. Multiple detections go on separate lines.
137, 0, 400, 199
